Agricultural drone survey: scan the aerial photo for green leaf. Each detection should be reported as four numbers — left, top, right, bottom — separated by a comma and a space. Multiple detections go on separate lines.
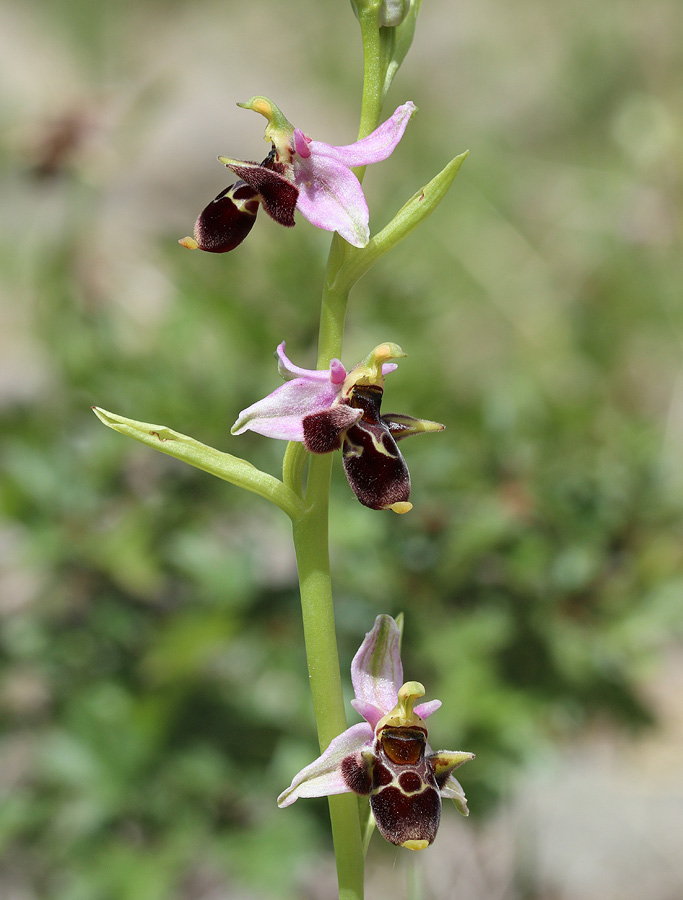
92, 407, 304, 520
343, 149, 469, 287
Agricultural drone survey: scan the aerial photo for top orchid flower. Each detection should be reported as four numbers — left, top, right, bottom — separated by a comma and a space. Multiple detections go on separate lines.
278, 614, 475, 851
179, 97, 416, 252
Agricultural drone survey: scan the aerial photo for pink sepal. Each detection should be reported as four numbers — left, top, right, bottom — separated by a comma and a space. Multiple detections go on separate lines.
277, 721, 373, 808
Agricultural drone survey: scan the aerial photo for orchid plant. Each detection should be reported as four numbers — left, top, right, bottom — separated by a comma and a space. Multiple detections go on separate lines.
93, 1, 471, 897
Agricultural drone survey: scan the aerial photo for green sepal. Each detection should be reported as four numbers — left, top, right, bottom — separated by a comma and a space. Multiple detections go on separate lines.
395, 611, 404, 651
92, 407, 304, 520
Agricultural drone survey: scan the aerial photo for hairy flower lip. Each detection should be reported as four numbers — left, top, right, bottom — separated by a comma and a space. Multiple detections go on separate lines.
277, 615, 474, 851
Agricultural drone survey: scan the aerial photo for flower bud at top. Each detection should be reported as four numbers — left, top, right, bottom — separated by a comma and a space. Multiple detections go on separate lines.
350, 0, 410, 27
379, 0, 410, 27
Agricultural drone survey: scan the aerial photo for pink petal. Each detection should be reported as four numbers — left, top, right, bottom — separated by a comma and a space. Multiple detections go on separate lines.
349, 698, 385, 730
351, 615, 402, 718
293, 128, 311, 159
277, 721, 373, 808
330, 359, 346, 384
310, 101, 416, 168
275, 344, 382, 384
294, 153, 369, 247
276, 341, 344, 383
414, 699, 442, 720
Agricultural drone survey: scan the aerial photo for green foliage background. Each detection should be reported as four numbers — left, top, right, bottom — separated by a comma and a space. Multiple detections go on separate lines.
1, 0, 682, 897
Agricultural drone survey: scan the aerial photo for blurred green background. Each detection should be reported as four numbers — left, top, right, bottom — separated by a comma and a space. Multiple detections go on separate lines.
1, 0, 682, 897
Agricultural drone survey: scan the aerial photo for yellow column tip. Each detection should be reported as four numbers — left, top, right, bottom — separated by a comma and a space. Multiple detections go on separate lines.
402, 839, 429, 851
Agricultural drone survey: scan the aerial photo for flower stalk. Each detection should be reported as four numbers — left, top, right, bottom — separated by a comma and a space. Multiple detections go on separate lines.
287, 117, 372, 899
292, 486, 365, 899
291, 236, 364, 896
92, 1, 470, 895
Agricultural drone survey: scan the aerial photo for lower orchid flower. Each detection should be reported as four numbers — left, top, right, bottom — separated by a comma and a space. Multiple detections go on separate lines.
179, 97, 416, 252
278, 615, 474, 851
231, 342, 444, 513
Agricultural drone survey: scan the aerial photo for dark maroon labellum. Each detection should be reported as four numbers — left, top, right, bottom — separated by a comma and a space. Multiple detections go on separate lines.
341, 725, 443, 847
193, 182, 259, 253
342, 385, 411, 510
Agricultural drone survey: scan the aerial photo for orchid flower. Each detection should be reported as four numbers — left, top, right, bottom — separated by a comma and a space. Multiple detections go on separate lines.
231, 342, 444, 513
278, 615, 474, 851
179, 97, 416, 252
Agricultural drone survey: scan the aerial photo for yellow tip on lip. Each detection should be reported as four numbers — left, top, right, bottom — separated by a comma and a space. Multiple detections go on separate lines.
402, 839, 429, 851
178, 236, 198, 250
388, 501, 412, 514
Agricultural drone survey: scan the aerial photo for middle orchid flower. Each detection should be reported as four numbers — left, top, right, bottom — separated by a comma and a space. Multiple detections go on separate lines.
180, 97, 416, 252
231, 342, 444, 513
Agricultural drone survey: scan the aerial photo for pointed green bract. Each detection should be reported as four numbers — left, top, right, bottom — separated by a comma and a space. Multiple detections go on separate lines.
341, 149, 469, 290
92, 407, 304, 520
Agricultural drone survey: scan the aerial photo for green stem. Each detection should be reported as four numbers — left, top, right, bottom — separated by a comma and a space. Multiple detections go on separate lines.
291, 237, 364, 897
292, 484, 364, 900
288, 184, 367, 900
319, 235, 352, 365
288, 10, 393, 898
357, 7, 385, 141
